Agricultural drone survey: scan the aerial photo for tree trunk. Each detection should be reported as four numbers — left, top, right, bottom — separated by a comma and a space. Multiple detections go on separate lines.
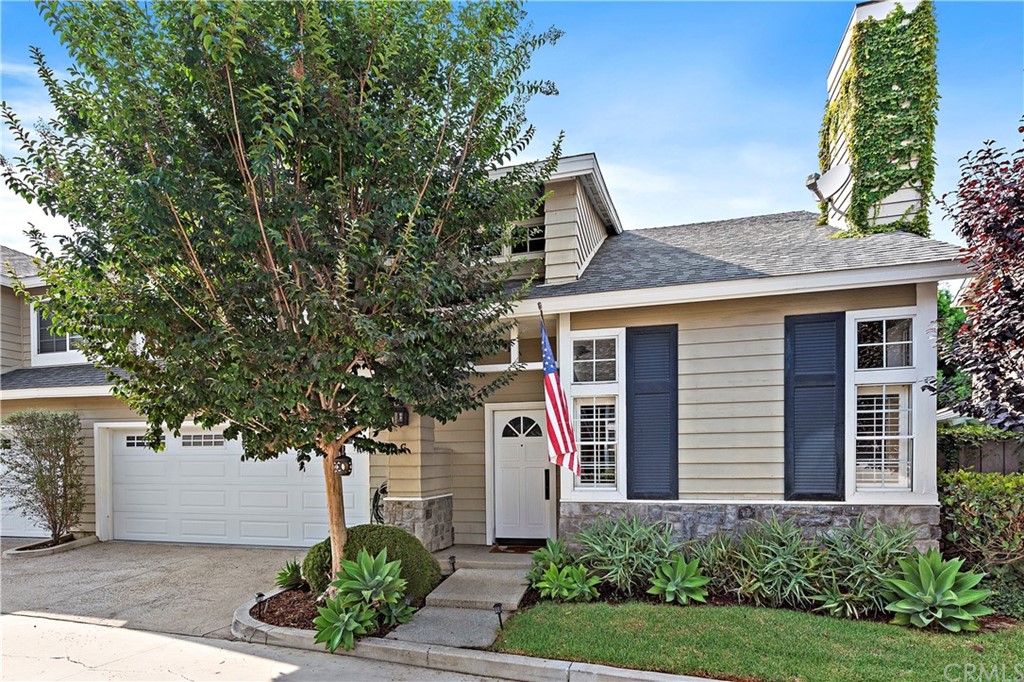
320, 441, 348, 584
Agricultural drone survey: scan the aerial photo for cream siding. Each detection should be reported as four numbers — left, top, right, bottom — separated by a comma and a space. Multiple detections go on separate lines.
576, 187, 607, 270
543, 180, 582, 284
572, 285, 917, 500
1, 287, 25, 373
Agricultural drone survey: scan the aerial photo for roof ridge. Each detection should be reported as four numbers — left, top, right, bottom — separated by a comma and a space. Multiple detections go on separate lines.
630, 210, 820, 233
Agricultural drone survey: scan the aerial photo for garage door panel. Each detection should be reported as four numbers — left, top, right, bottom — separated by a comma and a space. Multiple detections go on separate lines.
112, 430, 369, 547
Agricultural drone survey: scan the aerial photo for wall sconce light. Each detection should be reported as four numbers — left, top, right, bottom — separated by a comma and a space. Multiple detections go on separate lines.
392, 405, 410, 427
333, 452, 353, 477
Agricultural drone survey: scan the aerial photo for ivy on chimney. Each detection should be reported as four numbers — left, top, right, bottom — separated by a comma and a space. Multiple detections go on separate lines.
819, 1, 938, 237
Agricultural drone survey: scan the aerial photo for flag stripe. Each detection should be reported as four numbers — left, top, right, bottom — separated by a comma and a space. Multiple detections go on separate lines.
540, 314, 579, 476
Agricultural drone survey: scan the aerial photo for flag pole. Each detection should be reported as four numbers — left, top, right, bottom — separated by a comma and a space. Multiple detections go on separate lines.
537, 302, 545, 334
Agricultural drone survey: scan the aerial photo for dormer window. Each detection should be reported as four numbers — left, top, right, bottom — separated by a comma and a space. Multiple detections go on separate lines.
31, 304, 86, 366
511, 223, 545, 255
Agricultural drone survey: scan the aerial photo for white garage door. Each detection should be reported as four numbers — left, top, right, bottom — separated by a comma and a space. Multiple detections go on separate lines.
1, 476, 49, 539
112, 430, 369, 547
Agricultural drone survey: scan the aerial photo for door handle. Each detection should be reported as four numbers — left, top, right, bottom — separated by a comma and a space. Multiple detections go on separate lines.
544, 469, 550, 501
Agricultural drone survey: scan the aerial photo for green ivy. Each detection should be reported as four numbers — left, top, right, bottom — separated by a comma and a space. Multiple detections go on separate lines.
819, 1, 938, 237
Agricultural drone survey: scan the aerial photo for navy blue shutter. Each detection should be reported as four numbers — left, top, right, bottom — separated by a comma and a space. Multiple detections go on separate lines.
626, 325, 678, 500
784, 313, 845, 501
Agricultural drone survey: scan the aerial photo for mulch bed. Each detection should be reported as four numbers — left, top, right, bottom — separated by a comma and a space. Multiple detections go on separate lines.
12, 535, 74, 551
252, 587, 319, 630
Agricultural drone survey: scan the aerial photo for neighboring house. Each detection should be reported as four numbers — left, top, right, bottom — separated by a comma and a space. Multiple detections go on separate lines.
1, 0, 967, 551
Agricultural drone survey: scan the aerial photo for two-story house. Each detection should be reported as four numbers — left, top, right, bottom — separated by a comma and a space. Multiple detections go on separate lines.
2, 0, 968, 553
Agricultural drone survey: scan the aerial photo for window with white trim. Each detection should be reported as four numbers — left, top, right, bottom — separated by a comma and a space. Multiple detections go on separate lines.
30, 304, 86, 367
569, 330, 624, 492
855, 384, 913, 489
850, 314, 916, 492
575, 396, 617, 487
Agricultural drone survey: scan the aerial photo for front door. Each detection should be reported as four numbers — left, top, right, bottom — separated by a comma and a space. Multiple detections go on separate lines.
494, 409, 555, 540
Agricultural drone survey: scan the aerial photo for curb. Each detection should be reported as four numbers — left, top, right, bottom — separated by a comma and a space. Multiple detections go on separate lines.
2, 534, 99, 558
232, 592, 714, 682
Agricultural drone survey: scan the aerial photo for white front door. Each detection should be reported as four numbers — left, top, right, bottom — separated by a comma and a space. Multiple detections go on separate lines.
494, 409, 555, 540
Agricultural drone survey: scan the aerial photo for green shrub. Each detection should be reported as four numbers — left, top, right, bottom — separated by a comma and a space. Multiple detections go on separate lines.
734, 516, 821, 609
527, 539, 576, 586
535, 563, 600, 602
687, 533, 743, 598
313, 597, 376, 652
885, 549, 993, 632
811, 519, 915, 619
343, 525, 441, 605
939, 470, 1024, 569
275, 559, 305, 589
984, 563, 1024, 619
575, 516, 681, 597
648, 556, 710, 605
0, 410, 86, 541
302, 538, 333, 595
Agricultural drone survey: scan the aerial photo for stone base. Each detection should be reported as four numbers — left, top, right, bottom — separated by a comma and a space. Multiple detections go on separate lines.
559, 501, 940, 551
383, 495, 454, 552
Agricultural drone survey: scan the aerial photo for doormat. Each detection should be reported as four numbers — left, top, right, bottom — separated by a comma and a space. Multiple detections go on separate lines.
489, 543, 543, 554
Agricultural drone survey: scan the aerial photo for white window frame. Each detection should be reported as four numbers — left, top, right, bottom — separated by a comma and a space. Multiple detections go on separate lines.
844, 289, 937, 504
508, 216, 546, 260
560, 324, 627, 502
30, 301, 86, 367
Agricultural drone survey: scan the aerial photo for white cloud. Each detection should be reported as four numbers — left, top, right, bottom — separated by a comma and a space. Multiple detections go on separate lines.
0, 185, 69, 255
1, 62, 43, 81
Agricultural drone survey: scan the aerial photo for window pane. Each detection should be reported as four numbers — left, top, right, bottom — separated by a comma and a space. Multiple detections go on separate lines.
573, 340, 594, 361
857, 345, 883, 369
885, 343, 912, 368
594, 338, 616, 360
855, 385, 913, 490
885, 318, 912, 343
857, 320, 883, 345
576, 397, 616, 488
594, 360, 616, 382
573, 361, 594, 383
37, 312, 67, 354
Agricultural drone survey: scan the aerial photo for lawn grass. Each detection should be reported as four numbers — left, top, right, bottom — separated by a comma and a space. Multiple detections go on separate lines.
493, 602, 1024, 682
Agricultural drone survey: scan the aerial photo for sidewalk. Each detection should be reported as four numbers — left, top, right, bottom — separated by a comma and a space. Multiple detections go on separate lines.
2, 614, 489, 681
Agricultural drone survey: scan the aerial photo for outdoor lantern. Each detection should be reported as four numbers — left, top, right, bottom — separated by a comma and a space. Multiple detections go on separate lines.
448, 555, 457, 574
392, 405, 410, 427
333, 452, 353, 477
493, 602, 504, 629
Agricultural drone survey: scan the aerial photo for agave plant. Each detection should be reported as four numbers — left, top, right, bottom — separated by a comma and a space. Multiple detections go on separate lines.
535, 563, 601, 602
275, 559, 305, 589
330, 548, 407, 609
648, 555, 710, 605
527, 539, 575, 586
884, 549, 993, 632
313, 596, 377, 652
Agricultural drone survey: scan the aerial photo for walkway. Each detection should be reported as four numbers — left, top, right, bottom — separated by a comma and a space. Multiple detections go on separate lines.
385, 544, 532, 648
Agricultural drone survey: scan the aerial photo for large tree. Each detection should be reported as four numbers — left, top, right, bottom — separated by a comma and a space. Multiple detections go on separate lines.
938, 126, 1024, 433
1, 0, 562, 575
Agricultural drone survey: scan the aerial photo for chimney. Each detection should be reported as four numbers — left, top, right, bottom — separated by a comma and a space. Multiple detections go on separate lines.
815, 0, 937, 237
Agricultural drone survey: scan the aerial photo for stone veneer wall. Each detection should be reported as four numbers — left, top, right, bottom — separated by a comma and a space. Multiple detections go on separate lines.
559, 502, 940, 551
383, 495, 454, 552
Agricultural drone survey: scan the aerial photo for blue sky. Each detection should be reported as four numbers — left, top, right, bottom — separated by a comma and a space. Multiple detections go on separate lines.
2, 1, 1022, 253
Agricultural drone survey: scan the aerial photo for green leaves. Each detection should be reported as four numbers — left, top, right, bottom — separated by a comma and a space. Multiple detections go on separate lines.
313, 597, 377, 652
1, 1, 562, 470
648, 556, 710, 605
274, 559, 305, 590
535, 563, 601, 603
818, 0, 937, 237
576, 517, 682, 598
884, 549, 994, 633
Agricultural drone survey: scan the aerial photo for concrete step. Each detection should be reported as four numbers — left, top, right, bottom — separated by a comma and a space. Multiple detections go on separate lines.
425, 568, 529, 612
434, 545, 534, 575
384, 606, 503, 649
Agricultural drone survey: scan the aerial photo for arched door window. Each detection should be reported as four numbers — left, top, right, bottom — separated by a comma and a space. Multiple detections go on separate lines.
502, 416, 542, 438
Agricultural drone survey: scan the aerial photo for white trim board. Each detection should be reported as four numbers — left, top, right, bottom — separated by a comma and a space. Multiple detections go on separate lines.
517, 260, 968, 316
1, 385, 113, 400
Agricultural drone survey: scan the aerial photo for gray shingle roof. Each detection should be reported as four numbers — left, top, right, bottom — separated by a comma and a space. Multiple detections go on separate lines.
527, 211, 964, 299
1, 246, 39, 279
1, 365, 117, 390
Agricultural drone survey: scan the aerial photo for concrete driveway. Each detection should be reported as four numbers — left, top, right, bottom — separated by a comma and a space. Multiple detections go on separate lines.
1, 537, 303, 638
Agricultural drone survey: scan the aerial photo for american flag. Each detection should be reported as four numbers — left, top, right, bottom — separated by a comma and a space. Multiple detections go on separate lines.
540, 314, 579, 476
